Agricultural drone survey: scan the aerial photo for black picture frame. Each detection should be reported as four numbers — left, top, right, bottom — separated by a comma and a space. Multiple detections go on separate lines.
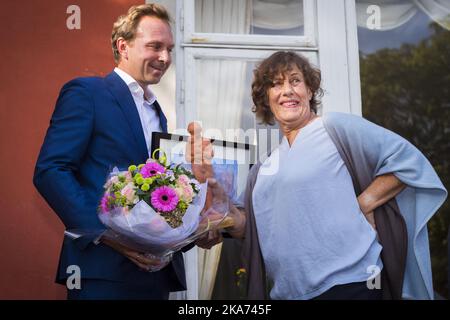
151, 132, 256, 205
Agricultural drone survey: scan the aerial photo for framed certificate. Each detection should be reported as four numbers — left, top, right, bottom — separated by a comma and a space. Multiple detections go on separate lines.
151, 132, 256, 204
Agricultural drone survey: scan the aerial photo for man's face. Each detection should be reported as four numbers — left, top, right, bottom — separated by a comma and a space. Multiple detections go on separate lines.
120, 16, 174, 87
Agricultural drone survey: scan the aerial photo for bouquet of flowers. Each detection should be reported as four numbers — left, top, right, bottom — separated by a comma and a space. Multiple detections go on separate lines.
97, 149, 228, 258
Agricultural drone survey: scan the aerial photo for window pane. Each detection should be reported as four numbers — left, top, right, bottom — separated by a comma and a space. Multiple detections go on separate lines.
356, 0, 450, 298
195, 57, 257, 143
194, 57, 257, 300
195, 0, 304, 36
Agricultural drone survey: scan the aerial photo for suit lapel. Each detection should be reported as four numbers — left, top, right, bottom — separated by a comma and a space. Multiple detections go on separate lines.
153, 100, 168, 133
104, 71, 148, 160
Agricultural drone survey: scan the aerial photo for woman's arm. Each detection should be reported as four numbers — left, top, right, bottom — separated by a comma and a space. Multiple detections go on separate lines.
357, 173, 406, 229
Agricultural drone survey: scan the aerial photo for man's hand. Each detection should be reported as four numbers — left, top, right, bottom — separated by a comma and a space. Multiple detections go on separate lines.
101, 237, 171, 272
186, 122, 214, 169
186, 122, 215, 210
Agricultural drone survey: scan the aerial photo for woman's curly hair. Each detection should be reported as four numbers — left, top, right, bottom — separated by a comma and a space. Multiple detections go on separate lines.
251, 51, 323, 125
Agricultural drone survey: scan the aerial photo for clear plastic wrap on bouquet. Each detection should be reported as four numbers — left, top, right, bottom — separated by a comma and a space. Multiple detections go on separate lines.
66, 149, 234, 262
98, 180, 229, 258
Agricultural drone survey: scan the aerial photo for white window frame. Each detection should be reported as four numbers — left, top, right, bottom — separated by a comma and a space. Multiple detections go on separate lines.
315, 0, 362, 116
182, 0, 317, 47
176, 0, 362, 130
175, 0, 326, 128
182, 48, 318, 126
172, 0, 362, 300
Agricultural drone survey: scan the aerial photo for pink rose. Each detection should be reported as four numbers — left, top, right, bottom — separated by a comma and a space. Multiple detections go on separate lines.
121, 183, 136, 203
177, 174, 190, 186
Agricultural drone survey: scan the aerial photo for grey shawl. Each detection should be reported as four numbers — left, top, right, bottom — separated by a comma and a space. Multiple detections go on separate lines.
243, 112, 447, 300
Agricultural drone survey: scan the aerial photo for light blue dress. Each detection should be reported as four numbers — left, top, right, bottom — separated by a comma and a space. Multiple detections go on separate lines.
253, 118, 383, 299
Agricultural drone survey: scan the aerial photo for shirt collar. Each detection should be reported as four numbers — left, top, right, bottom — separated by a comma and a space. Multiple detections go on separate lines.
114, 67, 157, 105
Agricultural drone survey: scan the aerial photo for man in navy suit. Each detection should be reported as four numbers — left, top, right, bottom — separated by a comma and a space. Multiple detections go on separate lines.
33, 4, 187, 299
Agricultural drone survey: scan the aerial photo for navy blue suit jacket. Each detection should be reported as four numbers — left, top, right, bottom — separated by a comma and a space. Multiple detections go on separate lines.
34, 71, 186, 292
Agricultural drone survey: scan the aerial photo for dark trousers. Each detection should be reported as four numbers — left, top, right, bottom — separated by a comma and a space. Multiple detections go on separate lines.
313, 281, 383, 300
67, 279, 170, 300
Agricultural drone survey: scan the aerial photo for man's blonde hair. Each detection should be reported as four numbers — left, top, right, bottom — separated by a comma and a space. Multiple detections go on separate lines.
111, 4, 172, 63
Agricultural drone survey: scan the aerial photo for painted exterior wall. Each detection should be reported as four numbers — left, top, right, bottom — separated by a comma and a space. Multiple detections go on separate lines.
0, 0, 143, 299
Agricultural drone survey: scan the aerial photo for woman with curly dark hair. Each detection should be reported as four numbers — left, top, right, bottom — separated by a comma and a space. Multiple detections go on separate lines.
209, 51, 446, 300
251, 51, 322, 126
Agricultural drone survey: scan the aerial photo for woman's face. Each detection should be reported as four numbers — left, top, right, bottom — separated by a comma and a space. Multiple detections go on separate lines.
267, 65, 313, 128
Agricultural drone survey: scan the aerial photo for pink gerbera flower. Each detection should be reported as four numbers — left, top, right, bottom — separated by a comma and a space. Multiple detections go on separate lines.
151, 186, 179, 212
100, 194, 112, 213
140, 162, 165, 178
